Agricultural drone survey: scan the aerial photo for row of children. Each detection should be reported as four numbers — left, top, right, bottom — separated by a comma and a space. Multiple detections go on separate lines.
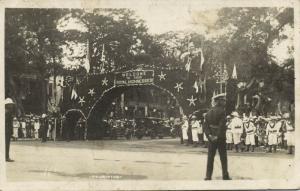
225, 112, 294, 154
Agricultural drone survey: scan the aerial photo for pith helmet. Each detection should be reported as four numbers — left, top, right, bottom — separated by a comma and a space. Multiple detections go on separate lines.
5, 98, 15, 105
231, 111, 239, 117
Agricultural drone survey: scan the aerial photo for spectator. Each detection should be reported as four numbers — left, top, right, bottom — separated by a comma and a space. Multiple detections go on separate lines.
12, 117, 20, 140
40, 114, 49, 142
190, 115, 200, 147
230, 111, 243, 152
181, 115, 189, 146
33, 117, 40, 140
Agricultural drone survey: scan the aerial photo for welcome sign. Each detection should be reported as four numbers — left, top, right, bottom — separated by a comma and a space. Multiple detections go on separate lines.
114, 70, 154, 86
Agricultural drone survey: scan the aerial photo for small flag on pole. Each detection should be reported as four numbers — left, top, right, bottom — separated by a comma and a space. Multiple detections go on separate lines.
185, 57, 191, 72
232, 64, 237, 79
193, 81, 199, 93
84, 39, 90, 73
71, 87, 78, 100
200, 49, 205, 71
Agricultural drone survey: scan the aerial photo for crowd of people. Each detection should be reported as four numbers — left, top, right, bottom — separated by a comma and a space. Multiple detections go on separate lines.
9, 113, 87, 142
11, 114, 57, 141
174, 111, 295, 155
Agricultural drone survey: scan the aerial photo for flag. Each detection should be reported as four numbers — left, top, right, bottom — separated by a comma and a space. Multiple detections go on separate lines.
71, 87, 78, 100
101, 44, 105, 61
232, 64, 237, 79
84, 39, 90, 73
200, 48, 205, 71
193, 81, 199, 93
100, 44, 106, 73
185, 57, 191, 72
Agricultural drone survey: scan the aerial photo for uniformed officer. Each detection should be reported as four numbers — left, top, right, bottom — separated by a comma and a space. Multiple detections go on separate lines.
40, 114, 48, 142
282, 113, 294, 154
266, 116, 280, 153
181, 115, 189, 146
225, 115, 233, 150
230, 111, 243, 152
5, 98, 15, 162
243, 118, 256, 152
190, 115, 200, 147
203, 94, 230, 180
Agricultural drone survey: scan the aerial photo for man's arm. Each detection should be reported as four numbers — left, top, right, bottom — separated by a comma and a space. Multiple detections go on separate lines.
218, 109, 226, 136
203, 111, 218, 142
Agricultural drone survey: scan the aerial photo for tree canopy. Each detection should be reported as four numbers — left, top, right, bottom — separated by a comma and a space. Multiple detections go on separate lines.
5, 7, 294, 115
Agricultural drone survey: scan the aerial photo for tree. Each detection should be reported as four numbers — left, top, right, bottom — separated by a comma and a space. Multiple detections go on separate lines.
5, 9, 66, 114
214, 7, 294, 114
60, 9, 164, 73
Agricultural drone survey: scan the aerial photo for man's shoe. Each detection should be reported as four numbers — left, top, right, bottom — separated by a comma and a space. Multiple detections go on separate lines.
6, 158, 14, 162
204, 177, 211, 181
223, 176, 231, 180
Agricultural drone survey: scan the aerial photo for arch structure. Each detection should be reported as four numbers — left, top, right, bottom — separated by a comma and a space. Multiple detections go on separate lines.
61, 68, 219, 139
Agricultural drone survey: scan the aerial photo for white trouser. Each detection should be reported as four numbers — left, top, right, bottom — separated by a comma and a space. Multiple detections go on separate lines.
34, 130, 39, 139
182, 128, 188, 140
226, 131, 233, 144
268, 133, 278, 145
13, 128, 19, 138
245, 133, 255, 145
286, 131, 295, 146
233, 132, 242, 144
191, 129, 199, 142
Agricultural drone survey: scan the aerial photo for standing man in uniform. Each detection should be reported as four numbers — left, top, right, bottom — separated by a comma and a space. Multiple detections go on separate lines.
230, 111, 243, 152
181, 115, 189, 146
190, 115, 200, 147
40, 114, 48, 142
203, 94, 231, 180
225, 115, 233, 150
5, 98, 15, 162
282, 113, 294, 154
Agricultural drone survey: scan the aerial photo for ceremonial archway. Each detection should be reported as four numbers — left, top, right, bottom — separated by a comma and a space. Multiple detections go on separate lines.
61, 68, 218, 139
86, 83, 185, 139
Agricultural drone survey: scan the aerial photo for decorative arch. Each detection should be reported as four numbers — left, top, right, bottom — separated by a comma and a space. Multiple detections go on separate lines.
65, 109, 87, 120
61, 69, 218, 139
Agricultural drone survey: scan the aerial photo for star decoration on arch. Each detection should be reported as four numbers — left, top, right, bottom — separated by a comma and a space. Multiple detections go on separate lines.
88, 88, 95, 96
158, 71, 166, 81
78, 96, 86, 106
174, 82, 183, 92
187, 95, 197, 106
102, 77, 108, 86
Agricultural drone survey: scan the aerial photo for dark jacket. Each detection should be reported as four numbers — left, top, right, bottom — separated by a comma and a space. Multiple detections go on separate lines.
5, 112, 13, 136
203, 105, 226, 140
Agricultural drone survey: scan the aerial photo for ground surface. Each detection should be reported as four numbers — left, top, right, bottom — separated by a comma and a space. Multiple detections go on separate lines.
6, 138, 294, 181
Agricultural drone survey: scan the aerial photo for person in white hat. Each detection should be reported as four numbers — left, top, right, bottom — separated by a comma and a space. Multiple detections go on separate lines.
265, 116, 281, 153
174, 117, 183, 144
40, 113, 49, 142
12, 117, 20, 140
243, 117, 256, 152
282, 113, 294, 154
33, 117, 40, 140
229, 111, 243, 152
190, 115, 200, 147
181, 115, 189, 146
225, 115, 233, 150
5, 98, 15, 162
